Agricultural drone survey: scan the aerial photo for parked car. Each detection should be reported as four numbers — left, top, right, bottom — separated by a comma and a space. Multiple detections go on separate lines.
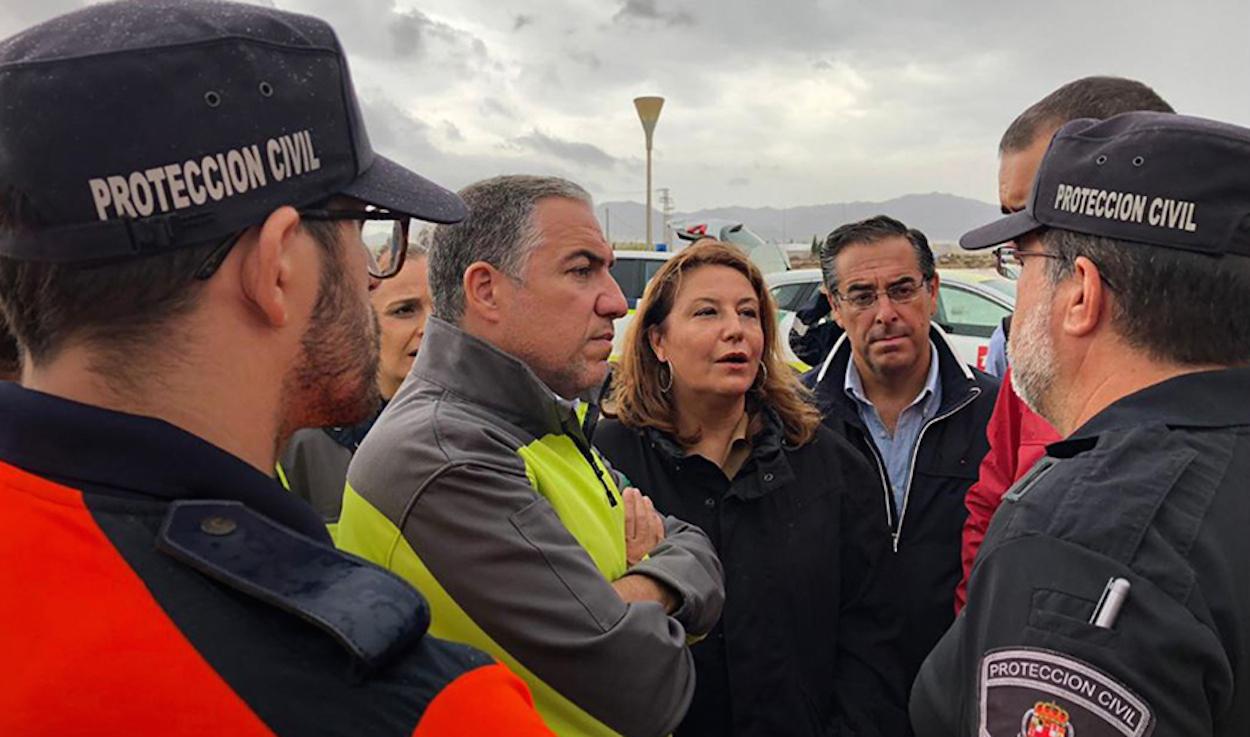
609, 250, 673, 358
766, 268, 1015, 371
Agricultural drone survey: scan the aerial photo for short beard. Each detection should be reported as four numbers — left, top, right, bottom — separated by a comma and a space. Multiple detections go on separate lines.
277, 239, 381, 447
1008, 295, 1058, 427
526, 352, 603, 401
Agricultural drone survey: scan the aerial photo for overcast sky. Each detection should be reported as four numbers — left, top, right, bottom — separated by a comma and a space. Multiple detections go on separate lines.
4, 0, 1249, 210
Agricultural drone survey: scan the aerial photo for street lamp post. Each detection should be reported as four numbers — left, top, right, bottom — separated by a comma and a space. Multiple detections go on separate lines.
633, 96, 664, 249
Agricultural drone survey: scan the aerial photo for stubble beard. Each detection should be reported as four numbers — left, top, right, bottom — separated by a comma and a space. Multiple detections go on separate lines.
1008, 297, 1059, 427
277, 245, 381, 446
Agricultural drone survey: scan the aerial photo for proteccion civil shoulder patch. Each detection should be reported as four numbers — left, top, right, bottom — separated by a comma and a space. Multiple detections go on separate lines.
979, 648, 1155, 737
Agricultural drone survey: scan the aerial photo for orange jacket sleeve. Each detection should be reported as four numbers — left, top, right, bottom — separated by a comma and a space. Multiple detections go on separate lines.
414, 663, 554, 737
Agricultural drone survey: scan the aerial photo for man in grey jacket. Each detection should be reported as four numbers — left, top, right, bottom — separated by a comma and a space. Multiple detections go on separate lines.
337, 175, 725, 737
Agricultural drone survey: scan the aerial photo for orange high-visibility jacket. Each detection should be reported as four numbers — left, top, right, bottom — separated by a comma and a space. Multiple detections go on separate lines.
0, 383, 551, 737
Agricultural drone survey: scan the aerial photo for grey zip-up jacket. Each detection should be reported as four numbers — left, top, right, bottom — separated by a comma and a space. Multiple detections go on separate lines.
337, 318, 725, 737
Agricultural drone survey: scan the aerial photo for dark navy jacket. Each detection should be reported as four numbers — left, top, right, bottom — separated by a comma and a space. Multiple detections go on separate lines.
913, 368, 1250, 737
805, 327, 998, 701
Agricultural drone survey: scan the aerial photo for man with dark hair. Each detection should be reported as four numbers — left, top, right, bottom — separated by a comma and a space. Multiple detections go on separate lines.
914, 111, 1250, 737
338, 174, 725, 737
807, 214, 999, 705
956, 76, 1174, 611
0, 2, 552, 734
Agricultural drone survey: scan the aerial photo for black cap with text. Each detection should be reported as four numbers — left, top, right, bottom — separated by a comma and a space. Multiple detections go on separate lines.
0, 0, 466, 264
961, 112, 1250, 258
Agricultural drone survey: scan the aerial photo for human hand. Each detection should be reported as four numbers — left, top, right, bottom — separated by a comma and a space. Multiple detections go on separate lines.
611, 574, 678, 614
622, 486, 665, 566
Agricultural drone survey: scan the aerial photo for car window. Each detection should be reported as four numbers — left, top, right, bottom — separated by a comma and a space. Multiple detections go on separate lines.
641, 259, 667, 285
610, 260, 644, 307
938, 283, 1011, 339
770, 283, 810, 312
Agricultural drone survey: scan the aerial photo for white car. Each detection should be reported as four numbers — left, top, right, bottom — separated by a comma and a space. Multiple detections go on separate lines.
767, 268, 1015, 372
609, 250, 673, 358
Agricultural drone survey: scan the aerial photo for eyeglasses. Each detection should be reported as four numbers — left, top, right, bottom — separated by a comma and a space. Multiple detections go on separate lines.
299, 207, 410, 279
833, 277, 930, 311
994, 245, 1063, 280
194, 206, 411, 281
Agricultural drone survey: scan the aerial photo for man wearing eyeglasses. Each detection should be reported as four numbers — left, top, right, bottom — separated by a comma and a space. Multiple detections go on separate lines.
912, 111, 1250, 737
0, 2, 553, 734
806, 214, 999, 706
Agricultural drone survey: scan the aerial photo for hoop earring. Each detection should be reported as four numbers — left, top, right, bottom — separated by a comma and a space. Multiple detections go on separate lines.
659, 361, 673, 393
755, 361, 768, 387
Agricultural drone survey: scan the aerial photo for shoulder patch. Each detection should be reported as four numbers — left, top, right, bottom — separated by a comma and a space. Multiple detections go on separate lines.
980, 648, 1154, 737
157, 500, 429, 671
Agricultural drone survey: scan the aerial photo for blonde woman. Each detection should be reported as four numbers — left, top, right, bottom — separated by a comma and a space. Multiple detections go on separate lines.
597, 241, 904, 736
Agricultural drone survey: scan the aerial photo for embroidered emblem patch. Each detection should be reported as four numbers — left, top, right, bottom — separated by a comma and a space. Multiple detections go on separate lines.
979, 649, 1154, 737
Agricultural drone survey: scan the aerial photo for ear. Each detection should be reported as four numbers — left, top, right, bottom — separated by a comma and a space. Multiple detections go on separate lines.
927, 271, 941, 317
827, 291, 846, 330
237, 206, 305, 328
1059, 256, 1106, 338
463, 261, 506, 324
647, 325, 667, 363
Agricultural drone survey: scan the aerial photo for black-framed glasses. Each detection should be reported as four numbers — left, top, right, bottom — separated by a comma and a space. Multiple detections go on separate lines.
994, 245, 1063, 280
833, 277, 931, 311
300, 207, 410, 280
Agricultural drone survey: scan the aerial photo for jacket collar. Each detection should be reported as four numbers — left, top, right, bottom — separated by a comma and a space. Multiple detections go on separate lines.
1061, 367, 1250, 445
408, 317, 581, 441
0, 383, 329, 542
642, 405, 794, 500
322, 401, 386, 452
814, 324, 979, 427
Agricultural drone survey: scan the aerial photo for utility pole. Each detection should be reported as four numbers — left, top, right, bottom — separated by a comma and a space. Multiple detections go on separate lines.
657, 187, 673, 248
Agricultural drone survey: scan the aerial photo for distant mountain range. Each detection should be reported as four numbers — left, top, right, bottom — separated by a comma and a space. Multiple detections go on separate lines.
598, 192, 999, 251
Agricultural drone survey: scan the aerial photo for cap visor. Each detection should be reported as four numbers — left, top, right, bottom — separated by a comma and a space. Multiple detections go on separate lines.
959, 210, 1042, 250
340, 154, 466, 224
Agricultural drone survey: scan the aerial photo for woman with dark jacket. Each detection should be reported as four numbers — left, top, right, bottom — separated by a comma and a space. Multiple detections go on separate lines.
596, 241, 906, 737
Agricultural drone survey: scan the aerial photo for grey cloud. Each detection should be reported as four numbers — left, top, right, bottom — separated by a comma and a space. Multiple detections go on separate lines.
513, 130, 621, 169
513, 14, 534, 31
442, 120, 464, 142
0, 0, 88, 37
613, 0, 695, 27
569, 50, 603, 69
480, 97, 517, 119
357, 94, 436, 159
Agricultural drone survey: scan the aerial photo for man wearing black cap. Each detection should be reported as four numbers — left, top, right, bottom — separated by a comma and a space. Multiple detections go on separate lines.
0, 1, 551, 734
911, 111, 1250, 737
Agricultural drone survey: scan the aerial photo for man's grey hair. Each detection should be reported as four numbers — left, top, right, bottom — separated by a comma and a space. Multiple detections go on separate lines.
1040, 228, 1250, 366
429, 175, 592, 323
408, 225, 433, 259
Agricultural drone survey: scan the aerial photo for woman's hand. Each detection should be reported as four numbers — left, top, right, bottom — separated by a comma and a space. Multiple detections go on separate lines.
622, 486, 666, 566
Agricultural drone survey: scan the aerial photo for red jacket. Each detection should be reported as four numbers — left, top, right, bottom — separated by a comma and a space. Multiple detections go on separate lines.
955, 368, 1061, 612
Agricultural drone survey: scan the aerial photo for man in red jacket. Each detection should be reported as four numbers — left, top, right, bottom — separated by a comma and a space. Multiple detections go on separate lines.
955, 76, 1173, 611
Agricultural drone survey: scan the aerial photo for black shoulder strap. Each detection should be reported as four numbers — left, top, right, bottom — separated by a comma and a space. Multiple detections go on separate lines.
157, 500, 428, 672
1001, 314, 1013, 340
